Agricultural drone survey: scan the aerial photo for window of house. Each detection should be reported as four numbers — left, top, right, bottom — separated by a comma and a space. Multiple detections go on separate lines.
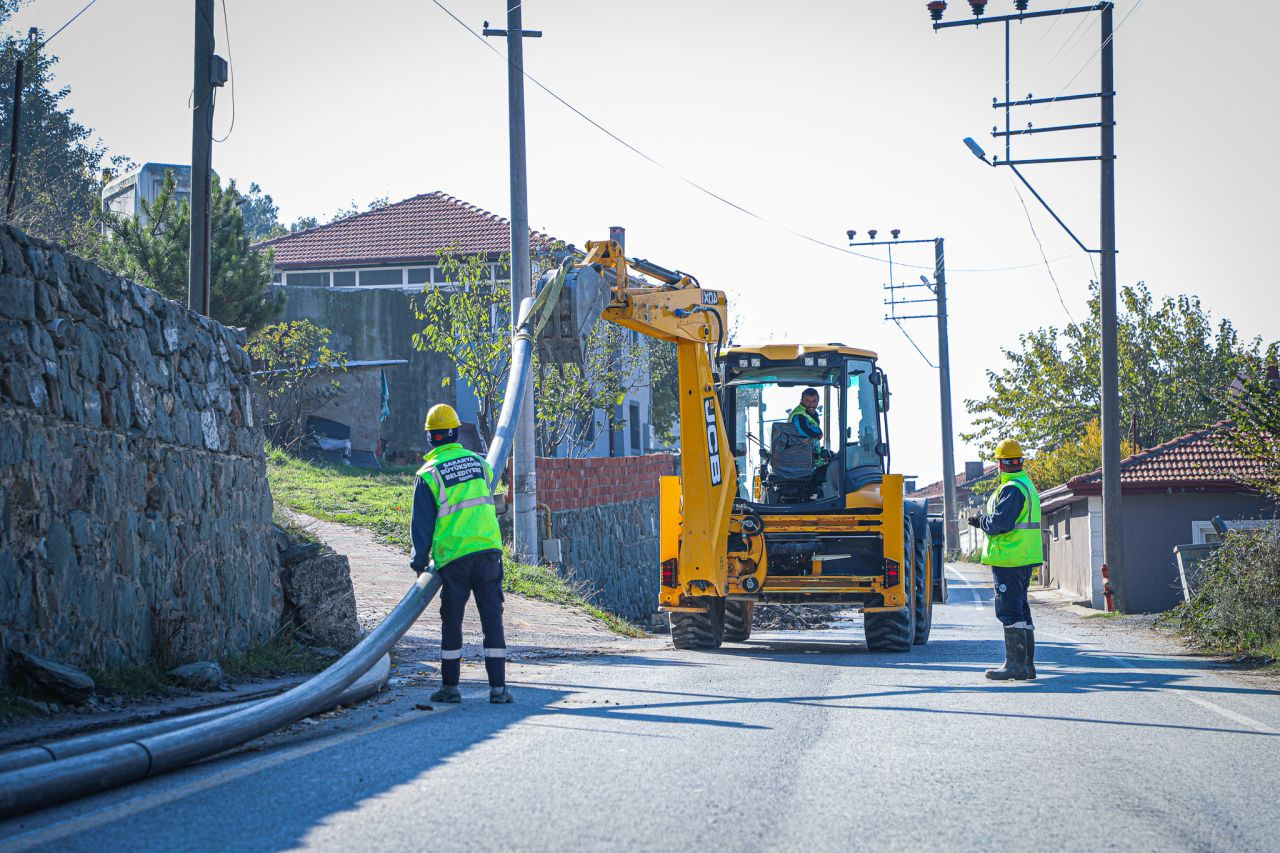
287, 271, 330, 287
359, 269, 404, 287
629, 402, 641, 455
1192, 519, 1275, 545
407, 267, 433, 285
271, 272, 281, 284
332, 271, 356, 287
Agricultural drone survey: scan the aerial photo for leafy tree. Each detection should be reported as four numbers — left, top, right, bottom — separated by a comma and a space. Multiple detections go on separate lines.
0, 26, 126, 249
1020, 420, 1138, 492
240, 182, 283, 241
247, 320, 348, 447
965, 281, 1272, 455
534, 322, 648, 457
411, 247, 512, 448
1219, 358, 1280, 504
91, 170, 281, 332
649, 339, 679, 444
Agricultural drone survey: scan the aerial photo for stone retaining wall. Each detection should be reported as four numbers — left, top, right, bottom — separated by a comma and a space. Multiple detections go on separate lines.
0, 226, 280, 682
537, 454, 675, 621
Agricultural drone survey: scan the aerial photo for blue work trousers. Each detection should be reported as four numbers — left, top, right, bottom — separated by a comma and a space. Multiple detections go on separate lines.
991, 565, 1035, 628
438, 549, 506, 686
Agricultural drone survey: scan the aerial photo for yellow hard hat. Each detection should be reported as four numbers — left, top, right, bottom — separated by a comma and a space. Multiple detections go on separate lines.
994, 438, 1024, 460
425, 403, 461, 431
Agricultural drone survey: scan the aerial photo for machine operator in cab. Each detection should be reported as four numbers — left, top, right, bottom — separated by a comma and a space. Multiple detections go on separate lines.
411, 404, 513, 704
968, 438, 1043, 681
790, 388, 824, 456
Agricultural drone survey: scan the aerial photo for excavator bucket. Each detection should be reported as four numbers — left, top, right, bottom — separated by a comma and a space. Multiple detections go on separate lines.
533, 261, 610, 367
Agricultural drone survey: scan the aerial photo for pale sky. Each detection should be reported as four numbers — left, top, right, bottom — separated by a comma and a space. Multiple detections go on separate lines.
13, 0, 1279, 483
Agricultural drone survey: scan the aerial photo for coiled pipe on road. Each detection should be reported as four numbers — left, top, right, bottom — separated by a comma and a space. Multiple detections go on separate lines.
0, 289, 549, 819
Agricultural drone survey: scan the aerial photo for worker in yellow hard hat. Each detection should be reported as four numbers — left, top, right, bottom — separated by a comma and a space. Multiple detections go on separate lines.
411, 403, 512, 704
967, 438, 1042, 681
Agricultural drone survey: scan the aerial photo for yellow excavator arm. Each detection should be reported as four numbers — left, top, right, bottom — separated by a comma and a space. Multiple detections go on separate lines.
572, 239, 737, 600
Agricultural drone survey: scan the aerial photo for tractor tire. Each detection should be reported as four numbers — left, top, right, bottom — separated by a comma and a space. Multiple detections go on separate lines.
913, 524, 934, 645
864, 518, 917, 653
723, 600, 754, 643
670, 598, 725, 650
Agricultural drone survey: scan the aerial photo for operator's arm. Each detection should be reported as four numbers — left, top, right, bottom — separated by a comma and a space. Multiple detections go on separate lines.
409, 477, 438, 571
981, 484, 1026, 536
791, 412, 822, 439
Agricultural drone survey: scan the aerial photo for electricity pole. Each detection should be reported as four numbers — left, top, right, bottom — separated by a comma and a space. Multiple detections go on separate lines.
930, 0, 1125, 609
4, 28, 37, 222
188, 0, 226, 316
848, 231, 959, 554
484, 7, 542, 564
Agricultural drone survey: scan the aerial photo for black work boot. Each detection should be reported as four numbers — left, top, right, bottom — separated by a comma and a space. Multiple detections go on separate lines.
1025, 628, 1037, 679
489, 687, 514, 704
985, 627, 1031, 681
430, 685, 462, 703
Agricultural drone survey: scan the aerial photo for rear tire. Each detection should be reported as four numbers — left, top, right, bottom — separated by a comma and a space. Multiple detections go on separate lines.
670, 598, 725, 649
723, 600, 754, 642
865, 518, 917, 653
913, 525, 933, 645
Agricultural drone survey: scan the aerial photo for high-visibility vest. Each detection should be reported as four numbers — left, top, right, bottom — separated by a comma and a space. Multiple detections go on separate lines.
416, 443, 503, 568
789, 404, 822, 450
981, 471, 1043, 567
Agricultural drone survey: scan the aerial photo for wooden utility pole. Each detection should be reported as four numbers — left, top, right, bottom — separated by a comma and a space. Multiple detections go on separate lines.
189, 0, 226, 316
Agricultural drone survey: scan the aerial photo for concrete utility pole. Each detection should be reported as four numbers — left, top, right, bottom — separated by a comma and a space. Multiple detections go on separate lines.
848, 232, 959, 553
3, 30, 36, 222
484, 6, 542, 564
188, 0, 226, 317
934, 239, 959, 554
931, 0, 1124, 608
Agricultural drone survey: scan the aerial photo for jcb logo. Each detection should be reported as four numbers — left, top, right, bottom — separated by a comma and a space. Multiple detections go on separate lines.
704, 397, 722, 486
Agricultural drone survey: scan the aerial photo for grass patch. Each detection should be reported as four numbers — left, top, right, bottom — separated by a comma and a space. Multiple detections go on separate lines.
90, 663, 172, 697
267, 445, 418, 550
221, 636, 332, 681
1085, 610, 1123, 620
0, 685, 46, 720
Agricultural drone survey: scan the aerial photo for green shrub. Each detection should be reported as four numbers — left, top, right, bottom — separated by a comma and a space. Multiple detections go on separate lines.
1177, 526, 1280, 654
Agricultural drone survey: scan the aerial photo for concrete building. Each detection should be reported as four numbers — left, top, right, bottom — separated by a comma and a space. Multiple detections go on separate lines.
254, 191, 655, 462
101, 163, 208, 222
1039, 423, 1278, 613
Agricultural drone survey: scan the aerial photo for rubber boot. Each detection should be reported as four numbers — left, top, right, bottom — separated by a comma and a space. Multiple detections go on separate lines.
489, 687, 514, 704
430, 685, 462, 703
1025, 628, 1037, 680
985, 627, 1030, 681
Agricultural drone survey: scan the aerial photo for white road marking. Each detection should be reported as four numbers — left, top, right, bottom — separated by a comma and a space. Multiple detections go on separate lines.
944, 565, 1276, 735
0, 688, 492, 852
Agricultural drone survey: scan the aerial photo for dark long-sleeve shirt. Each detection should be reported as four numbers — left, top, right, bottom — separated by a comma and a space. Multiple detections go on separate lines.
791, 411, 822, 439
980, 482, 1027, 536
409, 476, 438, 571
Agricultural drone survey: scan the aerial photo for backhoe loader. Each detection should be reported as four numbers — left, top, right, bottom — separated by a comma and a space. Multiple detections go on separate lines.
540, 239, 946, 651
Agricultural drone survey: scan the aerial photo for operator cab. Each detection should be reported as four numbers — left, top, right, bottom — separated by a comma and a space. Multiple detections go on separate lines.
720, 344, 889, 511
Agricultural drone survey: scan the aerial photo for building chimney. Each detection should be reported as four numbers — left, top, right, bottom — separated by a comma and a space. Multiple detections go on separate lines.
964, 461, 985, 483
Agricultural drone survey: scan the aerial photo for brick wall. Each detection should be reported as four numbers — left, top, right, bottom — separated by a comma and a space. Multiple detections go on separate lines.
536, 453, 676, 510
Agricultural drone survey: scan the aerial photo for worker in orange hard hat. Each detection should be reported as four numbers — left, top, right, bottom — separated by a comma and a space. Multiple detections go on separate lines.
968, 438, 1043, 681
411, 403, 511, 704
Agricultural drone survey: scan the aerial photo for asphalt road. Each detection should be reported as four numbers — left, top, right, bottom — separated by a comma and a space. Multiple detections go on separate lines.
3, 564, 1279, 852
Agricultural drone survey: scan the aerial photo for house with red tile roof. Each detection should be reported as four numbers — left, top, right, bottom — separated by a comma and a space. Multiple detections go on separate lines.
1038, 422, 1278, 612
254, 192, 654, 461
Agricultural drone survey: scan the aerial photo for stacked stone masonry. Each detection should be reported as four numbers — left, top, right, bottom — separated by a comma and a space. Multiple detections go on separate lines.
536, 454, 675, 621
0, 226, 280, 683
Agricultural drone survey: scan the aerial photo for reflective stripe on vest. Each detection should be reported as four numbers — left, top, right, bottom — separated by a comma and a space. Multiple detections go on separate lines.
417, 443, 503, 568
980, 471, 1044, 567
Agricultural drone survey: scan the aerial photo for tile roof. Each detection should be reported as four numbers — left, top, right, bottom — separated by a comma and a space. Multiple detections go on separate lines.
254, 191, 562, 269
1066, 421, 1267, 490
909, 463, 998, 499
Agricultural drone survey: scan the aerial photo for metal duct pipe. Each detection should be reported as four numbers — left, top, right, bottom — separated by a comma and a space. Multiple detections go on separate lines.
0, 293, 548, 819
0, 655, 391, 776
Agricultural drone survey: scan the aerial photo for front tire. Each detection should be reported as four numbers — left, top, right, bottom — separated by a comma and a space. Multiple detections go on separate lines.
723, 600, 754, 642
670, 598, 725, 649
865, 518, 917, 652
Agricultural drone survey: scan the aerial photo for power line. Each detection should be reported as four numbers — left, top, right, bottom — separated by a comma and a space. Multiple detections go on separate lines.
429, 0, 1077, 276
1051, 0, 1147, 102
1010, 177, 1076, 325
212, 0, 235, 142
894, 319, 936, 368
31, 0, 99, 55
